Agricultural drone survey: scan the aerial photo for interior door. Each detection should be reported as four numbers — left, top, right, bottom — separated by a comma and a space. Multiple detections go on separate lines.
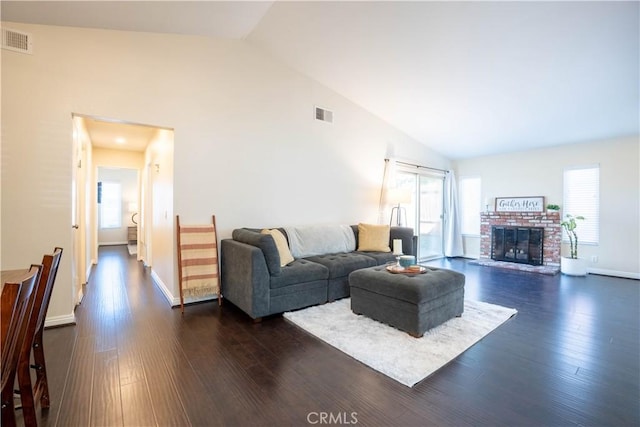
71, 116, 87, 304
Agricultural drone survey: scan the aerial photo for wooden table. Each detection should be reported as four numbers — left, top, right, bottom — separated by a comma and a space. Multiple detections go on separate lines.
1, 269, 28, 349
2, 269, 29, 286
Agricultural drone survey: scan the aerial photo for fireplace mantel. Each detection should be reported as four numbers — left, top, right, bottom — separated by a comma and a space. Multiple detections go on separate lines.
480, 211, 561, 267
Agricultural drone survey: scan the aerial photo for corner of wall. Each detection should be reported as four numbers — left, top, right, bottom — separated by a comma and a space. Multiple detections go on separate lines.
150, 268, 217, 307
150, 269, 175, 306
44, 312, 76, 328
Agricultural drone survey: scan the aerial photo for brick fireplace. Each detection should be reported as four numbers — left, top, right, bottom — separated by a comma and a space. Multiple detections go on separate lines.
480, 211, 561, 267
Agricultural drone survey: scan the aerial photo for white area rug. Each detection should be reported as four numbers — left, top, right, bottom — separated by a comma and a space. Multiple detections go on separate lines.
283, 298, 517, 387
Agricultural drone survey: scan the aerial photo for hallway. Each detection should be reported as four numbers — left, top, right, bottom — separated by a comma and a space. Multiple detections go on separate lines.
36, 245, 211, 425
25, 245, 640, 426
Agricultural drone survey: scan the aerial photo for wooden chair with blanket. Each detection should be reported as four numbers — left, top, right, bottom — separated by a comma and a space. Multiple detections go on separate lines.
176, 215, 222, 313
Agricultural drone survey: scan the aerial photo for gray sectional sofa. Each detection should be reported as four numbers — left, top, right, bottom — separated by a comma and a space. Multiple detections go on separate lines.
221, 225, 415, 320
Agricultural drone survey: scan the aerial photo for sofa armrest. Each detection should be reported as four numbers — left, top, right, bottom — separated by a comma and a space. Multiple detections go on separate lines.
221, 239, 271, 319
232, 228, 281, 275
389, 227, 417, 256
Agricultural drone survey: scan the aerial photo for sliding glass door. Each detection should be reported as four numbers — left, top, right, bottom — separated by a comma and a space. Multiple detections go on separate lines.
395, 170, 444, 261
418, 175, 444, 260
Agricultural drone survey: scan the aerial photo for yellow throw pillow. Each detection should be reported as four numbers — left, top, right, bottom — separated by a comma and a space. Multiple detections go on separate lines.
357, 223, 391, 252
261, 229, 295, 267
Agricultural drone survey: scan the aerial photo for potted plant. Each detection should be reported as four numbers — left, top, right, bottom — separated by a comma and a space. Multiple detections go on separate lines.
546, 204, 560, 213
560, 214, 587, 276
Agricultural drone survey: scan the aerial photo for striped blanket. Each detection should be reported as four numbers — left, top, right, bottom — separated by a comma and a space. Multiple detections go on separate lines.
178, 224, 219, 298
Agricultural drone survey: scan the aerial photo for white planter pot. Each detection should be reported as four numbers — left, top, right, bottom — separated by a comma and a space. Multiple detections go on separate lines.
561, 256, 587, 276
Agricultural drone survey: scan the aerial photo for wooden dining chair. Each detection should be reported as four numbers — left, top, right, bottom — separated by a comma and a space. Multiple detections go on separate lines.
16, 247, 63, 426
1, 265, 41, 427
1, 280, 22, 360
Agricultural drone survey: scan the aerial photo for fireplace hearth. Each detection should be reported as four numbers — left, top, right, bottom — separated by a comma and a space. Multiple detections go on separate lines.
491, 226, 544, 266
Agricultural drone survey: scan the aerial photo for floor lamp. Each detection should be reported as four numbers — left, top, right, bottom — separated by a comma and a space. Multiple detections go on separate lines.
387, 188, 412, 226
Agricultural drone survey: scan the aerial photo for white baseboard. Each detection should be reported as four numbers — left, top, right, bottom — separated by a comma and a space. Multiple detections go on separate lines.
44, 312, 76, 328
76, 287, 84, 305
150, 270, 219, 307
588, 268, 640, 280
99, 241, 128, 246
150, 269, 174, 306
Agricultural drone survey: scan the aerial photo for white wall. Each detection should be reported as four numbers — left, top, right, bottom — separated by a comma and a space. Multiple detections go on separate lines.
144, 129, 175, 298
454, 136, 640, 277
1, 22, 449, 318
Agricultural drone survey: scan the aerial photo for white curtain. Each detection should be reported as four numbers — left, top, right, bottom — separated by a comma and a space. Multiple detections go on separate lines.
377, 158, 397, 224
444, 170, 464, 257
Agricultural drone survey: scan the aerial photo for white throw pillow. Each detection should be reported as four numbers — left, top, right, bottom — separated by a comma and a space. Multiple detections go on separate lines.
284, 225, 356, 258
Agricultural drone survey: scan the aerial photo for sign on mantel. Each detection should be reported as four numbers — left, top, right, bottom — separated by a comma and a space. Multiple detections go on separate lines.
495, 196, 545, 213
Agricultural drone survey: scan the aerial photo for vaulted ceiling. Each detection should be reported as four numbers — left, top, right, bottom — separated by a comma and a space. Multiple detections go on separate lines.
3, 1, 638, 159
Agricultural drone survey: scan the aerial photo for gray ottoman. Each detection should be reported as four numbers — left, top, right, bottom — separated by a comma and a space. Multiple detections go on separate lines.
349, 265, 465, 337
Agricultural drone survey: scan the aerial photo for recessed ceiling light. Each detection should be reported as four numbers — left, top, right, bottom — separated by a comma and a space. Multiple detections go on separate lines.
115, 137, 126, 144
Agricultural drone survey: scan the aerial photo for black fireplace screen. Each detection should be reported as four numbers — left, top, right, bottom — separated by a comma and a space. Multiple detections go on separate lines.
491, 226, 544, 266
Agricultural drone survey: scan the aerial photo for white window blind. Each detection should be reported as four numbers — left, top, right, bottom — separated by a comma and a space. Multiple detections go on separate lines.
563, 165, 599, 244
459, 176, 481, 235
100, 181, 122, 229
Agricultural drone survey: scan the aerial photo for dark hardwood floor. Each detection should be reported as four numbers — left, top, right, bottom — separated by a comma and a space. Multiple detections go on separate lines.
21, 245, 639, 426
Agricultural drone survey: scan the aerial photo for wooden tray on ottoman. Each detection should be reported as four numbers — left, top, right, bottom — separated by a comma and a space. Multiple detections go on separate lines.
385, 264, 427, 274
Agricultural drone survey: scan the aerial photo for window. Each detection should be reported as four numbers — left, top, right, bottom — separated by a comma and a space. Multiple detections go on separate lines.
100, 181, 122, 229
459, 176, 481, 235
563, 165, 599, 244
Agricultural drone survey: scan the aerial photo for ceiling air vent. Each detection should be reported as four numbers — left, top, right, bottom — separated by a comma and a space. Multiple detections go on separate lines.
2, 28, 33, 54
315, 106, 333, 124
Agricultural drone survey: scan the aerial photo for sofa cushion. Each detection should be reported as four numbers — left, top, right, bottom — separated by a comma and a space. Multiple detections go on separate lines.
357, 223, 391, 252
305, 252, 377, 279
270, 259, 329, 289
232, 228, 282, 275
356, 251, 397, 265
261, 228, 294, 267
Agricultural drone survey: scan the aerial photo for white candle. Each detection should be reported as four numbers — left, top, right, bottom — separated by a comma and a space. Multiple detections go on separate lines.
393, 239, 403, 255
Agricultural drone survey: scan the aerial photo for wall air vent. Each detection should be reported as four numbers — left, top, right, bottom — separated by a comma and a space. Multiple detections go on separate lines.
315, 106, 333, 124
2, 28, 33, 54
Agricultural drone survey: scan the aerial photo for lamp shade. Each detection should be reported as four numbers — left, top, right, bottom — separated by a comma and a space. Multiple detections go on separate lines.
386, 188, 411, 205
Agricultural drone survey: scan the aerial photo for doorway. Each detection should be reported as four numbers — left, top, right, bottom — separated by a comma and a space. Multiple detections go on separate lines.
71, 114, 174, 298
97, 167, 139, 254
